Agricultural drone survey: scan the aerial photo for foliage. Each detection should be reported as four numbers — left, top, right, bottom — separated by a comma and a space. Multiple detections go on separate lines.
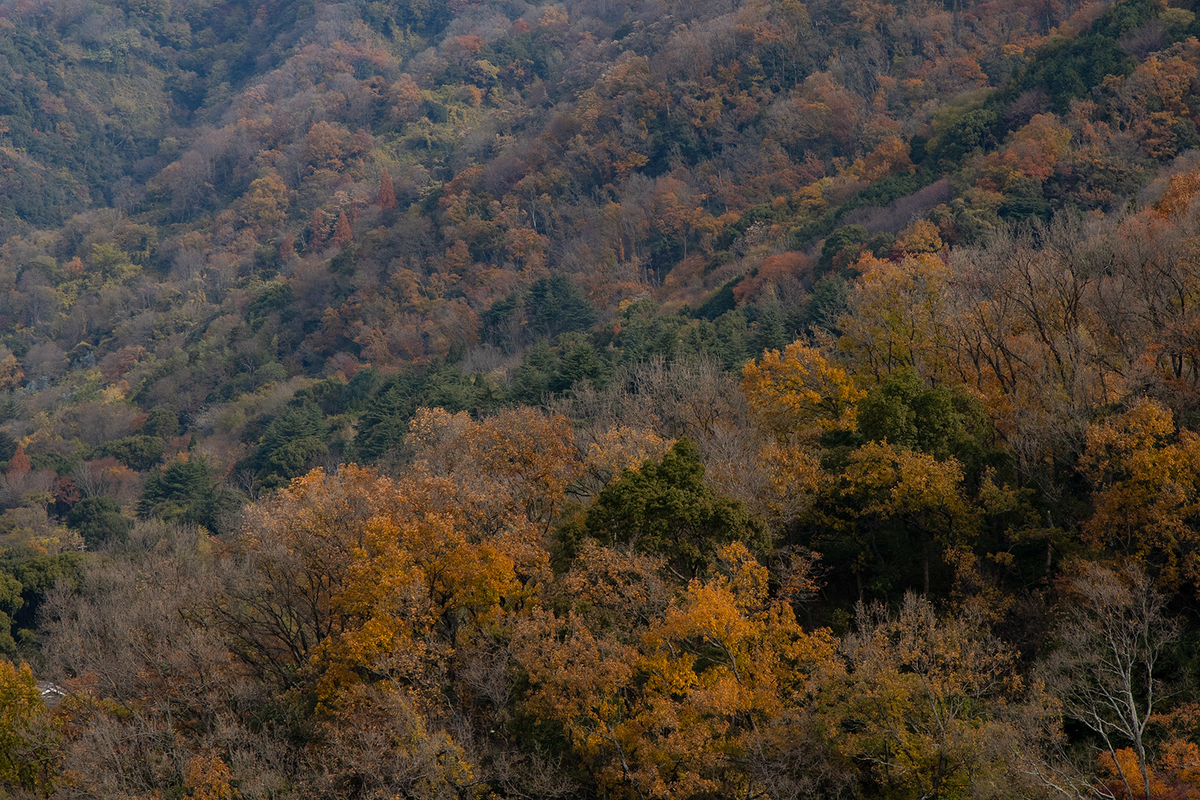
832, 594, 1022, 798
100, 435, 166, 472
1, 0, 1200, 795
66, 496, 132, 549
584, 439, 766, 577
741, 341, 864, 441
0, 661, 56, 794
1080, 399, 1200, 596
138, 456, 234, 531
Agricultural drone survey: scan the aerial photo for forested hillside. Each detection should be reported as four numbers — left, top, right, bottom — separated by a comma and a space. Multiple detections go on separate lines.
2, 0, 1200, 796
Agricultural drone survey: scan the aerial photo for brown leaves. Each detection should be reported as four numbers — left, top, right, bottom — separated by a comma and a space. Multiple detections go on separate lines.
404, 405, 582, 538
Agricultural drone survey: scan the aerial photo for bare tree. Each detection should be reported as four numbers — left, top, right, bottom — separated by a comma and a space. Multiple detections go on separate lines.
1040, 563, 1180, 800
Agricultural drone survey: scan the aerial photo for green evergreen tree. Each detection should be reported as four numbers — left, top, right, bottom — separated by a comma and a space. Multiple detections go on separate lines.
253, 403, 328, 488
101, 435, 166, 471
527, 274, 596, 340
584, 439, 767, 577
138, 456, 231, 530
66, 496, 133, 549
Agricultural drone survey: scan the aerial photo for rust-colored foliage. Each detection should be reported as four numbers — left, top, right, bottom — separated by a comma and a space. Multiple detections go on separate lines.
377, 167, 397, 210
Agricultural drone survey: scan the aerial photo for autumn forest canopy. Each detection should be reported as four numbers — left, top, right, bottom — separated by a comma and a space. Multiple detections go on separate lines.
5, 0, 1200, 796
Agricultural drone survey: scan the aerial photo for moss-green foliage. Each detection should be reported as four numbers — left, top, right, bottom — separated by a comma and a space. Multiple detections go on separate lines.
818, 225, 870, 273
527, 275, 596, 338
857, 368, 1000, 484
0, 27, 130, 228
101, 435, 166, 471
510, 335, 614, 404
0, 433, 16, 469
925, 95, 1001, 168
583, 439, 767, 577
66, 496, 133, 549
138, 408, 179, 440
138, 456, 235, 531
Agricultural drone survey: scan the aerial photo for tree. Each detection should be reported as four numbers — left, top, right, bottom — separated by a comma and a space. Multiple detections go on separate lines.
584, 439, 766, 577
304, 121, 349, 173
212, 465, 397, 689
840, 253, 954, 381
41, 544, 250, 799
331, 210, 353, 248
215, 462, 541, 702
404, 405, 582, 535
811, 441, 982, 597
378, 167, 398, 210
0, 350, 24, 393
527, 274, 596, 340
244, 172, 290, 227
741, 341, 864, 442
1042, 563, 1180, 800
249, 403, 328, 489
66, 496, 132, 549
183, 750, 239, 800
0, 661, 57, 795
0, 573, 21, 655
832, 594, 1022, 799
311, 683, 476, 799
857, 368, 996, 479
1080, 399, 1200, 597
515, 542, 841, 800
308, 207, 329, 250
100, 435, 166, 471
8, 446, 31, 476
138, 456, 232, 531
138, 408, 178, 440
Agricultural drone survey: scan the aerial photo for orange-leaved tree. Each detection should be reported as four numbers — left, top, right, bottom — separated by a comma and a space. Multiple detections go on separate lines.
216, 463, 541, 703
741, 340, 864, 441
515, 542, 841, 800
1080, 398, 1200, 597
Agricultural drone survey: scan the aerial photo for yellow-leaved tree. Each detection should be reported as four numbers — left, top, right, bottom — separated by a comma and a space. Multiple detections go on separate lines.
810, 440, 983, 596
215, 457, 550, 799
515, 542, 842, 800
741, 340, 864, 441
829, 594, 1023, 799
1080, 398, 1200, 596
0, 660, 58, 795
840, 253, 954, 381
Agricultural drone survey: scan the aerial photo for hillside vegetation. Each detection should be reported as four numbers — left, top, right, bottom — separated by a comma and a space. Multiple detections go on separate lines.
3, 0, 1200, 797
